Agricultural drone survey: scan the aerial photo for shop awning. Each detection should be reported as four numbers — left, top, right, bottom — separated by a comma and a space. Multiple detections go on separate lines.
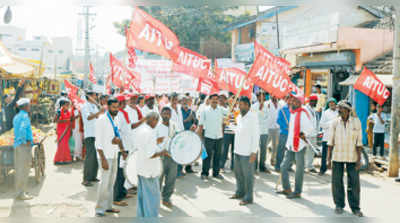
339, 74, 393, 87
0, 41, 44, 79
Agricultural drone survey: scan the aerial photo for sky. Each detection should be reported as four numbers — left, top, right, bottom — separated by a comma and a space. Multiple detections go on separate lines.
2, 1, 132, 53
1, 2, 272, 54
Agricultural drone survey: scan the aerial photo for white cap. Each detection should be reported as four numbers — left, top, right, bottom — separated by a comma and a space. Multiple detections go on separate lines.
16, 98, 30, 107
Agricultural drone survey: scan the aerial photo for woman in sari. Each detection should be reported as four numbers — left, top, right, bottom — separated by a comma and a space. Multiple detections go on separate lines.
54, 99, 73, 165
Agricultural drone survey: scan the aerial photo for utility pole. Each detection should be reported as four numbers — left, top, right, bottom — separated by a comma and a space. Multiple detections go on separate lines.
78, 6, 95, 88
388, 7, 400, 177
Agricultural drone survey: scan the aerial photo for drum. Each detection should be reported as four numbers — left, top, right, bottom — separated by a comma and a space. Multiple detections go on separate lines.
168, 131, 202, 165
124, 153, 138, 185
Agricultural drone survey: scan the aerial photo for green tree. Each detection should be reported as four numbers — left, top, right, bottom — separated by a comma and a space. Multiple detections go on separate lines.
114, 6, 250, 53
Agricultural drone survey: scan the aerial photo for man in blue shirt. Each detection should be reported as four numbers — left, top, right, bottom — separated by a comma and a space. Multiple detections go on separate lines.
275, 97, 291, 172
13, 98, 34, 200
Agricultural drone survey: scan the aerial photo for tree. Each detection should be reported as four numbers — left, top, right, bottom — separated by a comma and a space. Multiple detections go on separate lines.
114, 6, 251, 53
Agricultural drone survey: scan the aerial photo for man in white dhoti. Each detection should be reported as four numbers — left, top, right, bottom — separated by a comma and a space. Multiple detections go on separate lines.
135, 112, 168, 218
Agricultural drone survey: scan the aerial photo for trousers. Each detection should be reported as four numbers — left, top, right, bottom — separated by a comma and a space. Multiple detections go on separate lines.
275, 134, 288, 171
281, 148, 306, 194
234, 154, 255, 203
305, 136, 317, 169
114, 152, 127, 202
160, 156, 177, 202
332, 162, 361, 212
201, 138, 223, 177
220, 133, 235, 170
83, 137, 98, 181
95, 157, 118, 215
372, 133, 385, 156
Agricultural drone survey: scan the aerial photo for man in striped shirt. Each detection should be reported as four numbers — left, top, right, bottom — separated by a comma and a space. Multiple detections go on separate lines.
327, 101, 363, 217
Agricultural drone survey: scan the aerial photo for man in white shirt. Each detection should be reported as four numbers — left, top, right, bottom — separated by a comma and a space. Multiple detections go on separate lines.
265, 96, 281, 166
304, 95, 319, 173
197, 94, 225, 180
369, 104, 388, 159
141, 95, 159, 117
277, 93, 313, 199
95, 97, 125, 217
230, 96, 259, 206
135, 112, 168, 218
252, 92, 271, 173
319, 97, 338, 175
81, 91, 105, 187
166, 93, 184, 132
156, 107, 179, 208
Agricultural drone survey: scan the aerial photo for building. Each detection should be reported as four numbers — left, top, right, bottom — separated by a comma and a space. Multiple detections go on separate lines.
0, 26, 73, 75
225, 4, 394, 144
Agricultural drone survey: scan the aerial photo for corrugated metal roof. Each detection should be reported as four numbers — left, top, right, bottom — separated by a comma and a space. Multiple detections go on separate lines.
224, 6, 297, 31
339, 74, 393, 87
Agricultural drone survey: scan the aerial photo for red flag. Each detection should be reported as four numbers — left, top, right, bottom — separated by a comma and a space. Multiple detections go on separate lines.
126, 27, 138, 69
64, 80, 85, 109
197, 77, 219, 95
64, 80, 78, 95
105, 74, 112, 94
248, 41, 292, 99
215, 67, 253, 99
89, 63, 97, 84
127, 7, 180, 59
354, 67, 390, 105
171, 47, 211, 79
109, 53, 141, 92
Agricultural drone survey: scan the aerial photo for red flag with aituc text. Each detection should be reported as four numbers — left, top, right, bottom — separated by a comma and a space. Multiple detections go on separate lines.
248, 41, 292, 99
89, 63, 97, 84
126, 7, 180, 59
109, 53, 141, 92
171, 46, 211, 79
64, 80, 78, 95
354, 67, 390, 105
215, 67, 253, 99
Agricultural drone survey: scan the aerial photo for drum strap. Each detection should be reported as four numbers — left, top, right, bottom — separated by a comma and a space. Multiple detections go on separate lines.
107, 112, 120, 138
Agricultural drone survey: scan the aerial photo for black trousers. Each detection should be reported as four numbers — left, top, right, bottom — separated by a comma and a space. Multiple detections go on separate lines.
320, 141, 328, 173
373, 133, 385, 156
202, 137, 223, 177
83, 137, 98, 181
114, 152, 127, 202
220, 133, 235, 170
332, 162, 361, 212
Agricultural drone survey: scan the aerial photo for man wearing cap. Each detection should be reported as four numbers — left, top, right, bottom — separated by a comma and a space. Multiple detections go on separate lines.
13, 98, 34, 200
328, 101, 364, 217
319, 98, 338, 175
142, 95, 159, 117
81, 91, 105, 187
304, 94, 319, 173
277, 93, 313, 199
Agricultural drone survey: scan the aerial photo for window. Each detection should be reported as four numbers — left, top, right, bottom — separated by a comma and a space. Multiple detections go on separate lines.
58, 66, 62, 69
17, 48, 27, 51
31, 48, 40, 52
58, 50, 64, 54
48, 50, 54, 53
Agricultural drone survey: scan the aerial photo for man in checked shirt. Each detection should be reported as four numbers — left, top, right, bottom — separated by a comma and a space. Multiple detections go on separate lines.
327, 100, 364, 217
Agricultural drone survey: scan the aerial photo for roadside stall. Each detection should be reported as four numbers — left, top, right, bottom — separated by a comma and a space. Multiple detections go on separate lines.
0, 41, 47, 184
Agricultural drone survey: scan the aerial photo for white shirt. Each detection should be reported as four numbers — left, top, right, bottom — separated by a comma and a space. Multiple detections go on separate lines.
251, 101, 269, 135
370, 113, 388, 133
265, 100, 281, 129
117, 110, 132, 151
199, 106, 225, 139
81, 102, 99, 138
135, 124, 162, 178
305, 105, 319, 137
141, 105, 159, 117
167, 104, 184, 132
196, 103, 209, 121
234, 111, 260, 156
286, 107, 314, 152
95, 113, 120, 159
319, 109, 338, 141
155, 121, 179, 151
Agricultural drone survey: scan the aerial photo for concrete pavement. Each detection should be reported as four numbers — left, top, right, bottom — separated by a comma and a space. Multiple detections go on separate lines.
0, 134, 399, 219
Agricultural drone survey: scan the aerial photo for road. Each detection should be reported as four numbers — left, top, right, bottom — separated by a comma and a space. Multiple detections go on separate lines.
0, 134, 399, 219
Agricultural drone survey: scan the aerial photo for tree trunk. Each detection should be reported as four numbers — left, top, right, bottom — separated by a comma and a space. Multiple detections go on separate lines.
388, 7, 400, 177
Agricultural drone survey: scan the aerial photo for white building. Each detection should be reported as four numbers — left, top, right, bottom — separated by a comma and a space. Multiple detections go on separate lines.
0, 25, 73, 74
